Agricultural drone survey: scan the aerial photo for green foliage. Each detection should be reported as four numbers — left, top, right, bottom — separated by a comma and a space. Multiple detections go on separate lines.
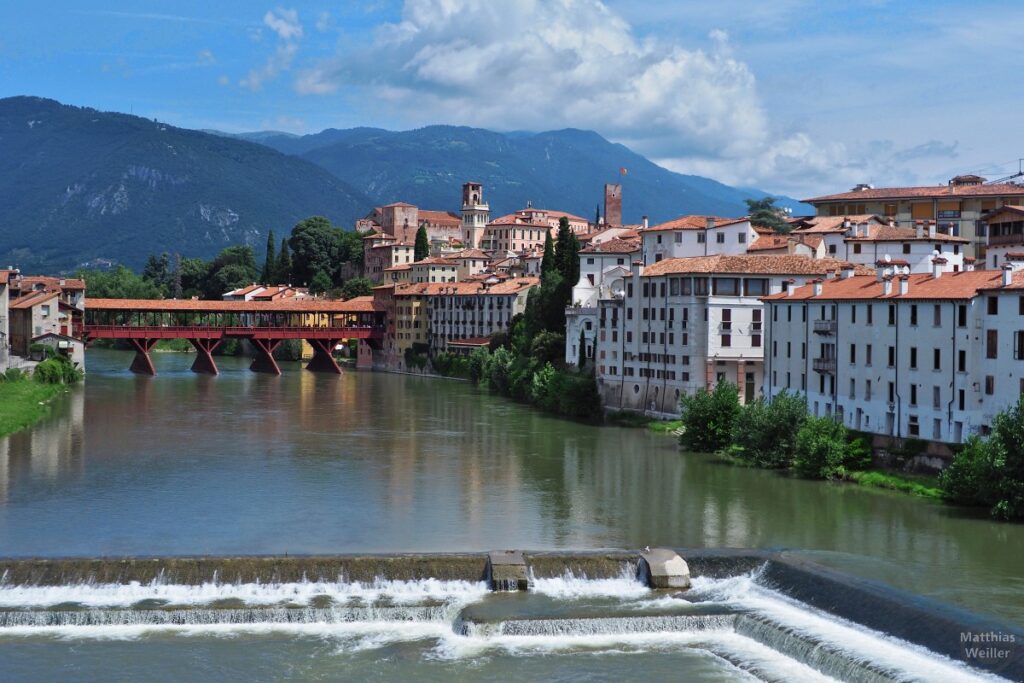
273, 339, 304, 361
33, 355, 83, 385
678, 382, 740, 453
485, 346, 515, 395
77, 265, 162, 299
288, 216, 341, 286
940, 396, 1024, 519
261, 230, 276, 283
530, 331, 565, 366
142, 253, 173, 294
0, 379, 65, 438
403, 347, 428, 371
468, 347, 490, 383
309, 270, 333, 295
541, 231, 555, 277
431, 351, 470, 378
414, 225, 430, 261
200, 245, 259, 299
792, 416, 861, 480
578, 328, 587, 369
276, 238, 292, 284
731, 391, 807, 468
340, 277, 374, 300
849, 470, 942, 499
744, 196, 791, 233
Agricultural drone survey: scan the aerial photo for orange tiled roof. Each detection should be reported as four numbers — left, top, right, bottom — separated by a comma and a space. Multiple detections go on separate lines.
747, 234, 792, 252
394, 277, 539, 297
418, 210, 461, 225
644, 215, 748, 232
446, 248, 490, 259
642, 255, 870, 277
791, 214, 884, 234
580, 237, 641, 254
9, 290, 60, 309
86, 298, 382, 312
844, 224, 968, 243
763, 270, 1020, 301
804, 183, 1024, 203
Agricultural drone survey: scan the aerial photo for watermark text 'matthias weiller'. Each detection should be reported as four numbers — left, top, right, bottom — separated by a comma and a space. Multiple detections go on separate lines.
961, 631, 1016, 661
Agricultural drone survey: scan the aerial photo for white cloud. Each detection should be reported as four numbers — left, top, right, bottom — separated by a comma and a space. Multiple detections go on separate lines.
197, 49, 216, 66
315, 11, 331, 32
293, 0, 842, 194
240, 8, 303, 91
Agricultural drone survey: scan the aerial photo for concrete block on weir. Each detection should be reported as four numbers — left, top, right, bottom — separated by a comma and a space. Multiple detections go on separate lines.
487, 550, 529, 591
640, 548, 691, 589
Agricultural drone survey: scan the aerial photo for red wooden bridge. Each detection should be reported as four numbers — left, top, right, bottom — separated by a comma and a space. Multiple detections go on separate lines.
84, 297, 385, 376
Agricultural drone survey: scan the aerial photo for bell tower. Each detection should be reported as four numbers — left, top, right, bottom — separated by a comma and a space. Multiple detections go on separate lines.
461, 182, 489, 248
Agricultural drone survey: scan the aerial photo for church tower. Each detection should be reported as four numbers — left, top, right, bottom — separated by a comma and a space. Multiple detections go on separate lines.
461, 182, 489, 248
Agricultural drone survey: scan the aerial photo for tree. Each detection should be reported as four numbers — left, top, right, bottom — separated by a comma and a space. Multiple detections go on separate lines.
731, 391, 808, 468
530, 331, 565, 366
793, 416, 856, 479
541, 231, 555, 277
201, 245, 259, 299
289, 216, 341, 286
678, 382, 740, 453
276, 238, 292, 284
179, 257, 209, 298
340, 277, 373, 300
77, 266, 162, 299
594, 203, 601, 227
745, 197, 791, 233
171, 253, 183, 299
261, 230, 276, 283
309, 270, 333, 295
578, 328, 587, 369
414, 225, 430, 261
142, 253, 172, 293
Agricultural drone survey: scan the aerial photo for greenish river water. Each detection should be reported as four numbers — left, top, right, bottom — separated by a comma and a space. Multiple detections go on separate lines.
0, 348, 1019, 681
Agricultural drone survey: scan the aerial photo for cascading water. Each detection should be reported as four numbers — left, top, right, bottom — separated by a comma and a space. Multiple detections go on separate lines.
0, 570, 1009, 682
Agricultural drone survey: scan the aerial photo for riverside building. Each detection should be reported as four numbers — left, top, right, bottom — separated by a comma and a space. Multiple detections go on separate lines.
763, 259, 1024, 444
595, 254, 868, 415
427, 278, 538, 353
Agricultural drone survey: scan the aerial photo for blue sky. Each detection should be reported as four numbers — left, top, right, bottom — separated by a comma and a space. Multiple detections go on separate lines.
1, 0, 1020, 198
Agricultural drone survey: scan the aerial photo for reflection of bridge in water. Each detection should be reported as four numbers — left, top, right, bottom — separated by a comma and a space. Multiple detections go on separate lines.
84, 298, 385, 376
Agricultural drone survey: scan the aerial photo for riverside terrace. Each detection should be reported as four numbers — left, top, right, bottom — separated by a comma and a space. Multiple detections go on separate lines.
83, 297, 385, 376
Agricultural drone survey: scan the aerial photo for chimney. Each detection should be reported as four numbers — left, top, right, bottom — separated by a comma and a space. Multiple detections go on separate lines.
841, 263, 856, 279
860, 222, 869, 238
928, 220, 936, 238
915, 220, 924, 239
964, 257, 976, 272
706, 217, 716, 230
898, 274, 909, 296
843, 217, 851, 229
882, 275, 893, 296
786, 279, 799, 297
1003, 263, 1014, 287
888, 217, 895, 228
642, 215, 649, 229
932, 256, 947, 279
812, 279, 823, 296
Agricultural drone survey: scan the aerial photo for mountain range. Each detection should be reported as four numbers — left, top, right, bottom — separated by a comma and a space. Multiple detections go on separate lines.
0, 96, 811, 272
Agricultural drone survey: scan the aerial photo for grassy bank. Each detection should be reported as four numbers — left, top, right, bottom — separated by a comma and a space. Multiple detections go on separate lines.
845, 470, 943, 499
606, 411, 683, 434
0, 381, 67, 438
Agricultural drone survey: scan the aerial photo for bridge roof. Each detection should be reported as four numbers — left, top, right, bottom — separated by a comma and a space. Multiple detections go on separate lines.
87, 296, 382, 313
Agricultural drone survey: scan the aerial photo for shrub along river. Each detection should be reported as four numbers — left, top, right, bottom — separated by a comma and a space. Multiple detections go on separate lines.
0, 348, 1020, 681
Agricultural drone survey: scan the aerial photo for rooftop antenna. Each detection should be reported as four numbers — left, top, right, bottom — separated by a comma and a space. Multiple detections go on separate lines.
985, 158, 1024, 184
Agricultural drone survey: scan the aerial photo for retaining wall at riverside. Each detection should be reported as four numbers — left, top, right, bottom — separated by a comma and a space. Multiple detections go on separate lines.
0, 549, 1020, 680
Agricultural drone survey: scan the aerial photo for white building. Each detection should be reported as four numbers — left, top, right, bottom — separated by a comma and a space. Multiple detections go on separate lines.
596, 254, 869, 415
763, 260, 1024, 444
983, 205, 1024, 269
427, 277, 538, 351
565, 237, 640, 366
411, 257, 459, 284
791, 216, 967, 273
639, 216, 760, 265
0, 270, 10, 369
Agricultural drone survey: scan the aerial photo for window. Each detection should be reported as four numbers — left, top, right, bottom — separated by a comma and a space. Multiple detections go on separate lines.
959, 349, 967, 371
713, 278, 739, 295
716, 232, 725, 244
1016, 331, 1024, 360
849, 378, 856, 400
670, 278, 680, 296
910, 305, 918, 326
865, 380, 872, 400
910, 385, 917, 406
866, 344, 872, 366
888, 346, 896, 367
697, 233, 706, 244
586, 258, 595, 264
933, 348, 941, 370
849, 344, 856, 364
867, 304, 873, 325
1020, 296, 1024, 315
909, 347, 917, 369
933, 386, 941, 410
933, 304, 941, 327
674, 232, 682, 244
958, 304, 967, 327
738, 233, 746, 244
986, 329, 999, 359
888, 304, 896, 325
988, 296, 999, 315
985, 375, 995, 395
744, 279, 767, 296
889, 381, 896, 403
902, 243, 911, 254
908, 415, 919, 437
853, 243, 862, 254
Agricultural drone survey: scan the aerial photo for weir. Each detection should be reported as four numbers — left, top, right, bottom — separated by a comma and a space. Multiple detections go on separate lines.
0, 549, 1019, 682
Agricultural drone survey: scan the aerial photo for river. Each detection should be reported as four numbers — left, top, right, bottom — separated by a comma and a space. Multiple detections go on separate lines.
0, 348, 1020, 681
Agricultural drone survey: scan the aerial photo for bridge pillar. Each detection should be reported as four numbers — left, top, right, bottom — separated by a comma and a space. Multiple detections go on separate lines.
189, 338, 222, 375
305, 339, 342, 374
249, 338, 282, 375
128, 338, 158, 376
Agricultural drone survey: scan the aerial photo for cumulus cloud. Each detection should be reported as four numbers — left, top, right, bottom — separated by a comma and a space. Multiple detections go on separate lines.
240, 8, 303, 91
292, 0, 845, 194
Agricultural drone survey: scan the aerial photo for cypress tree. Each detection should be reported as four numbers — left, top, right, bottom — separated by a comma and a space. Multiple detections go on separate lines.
276, 238, 292, 284
541, 230, 555, 278
578, 328, 587, 369
414, 225, 430, 261
595, 203, 601, 227
554, 216, 573, 281
261, 230, 276, 283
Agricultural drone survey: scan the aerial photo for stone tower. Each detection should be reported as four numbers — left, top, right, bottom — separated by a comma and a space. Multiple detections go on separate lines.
604, 183, 622, 227
461, 182, 490, 248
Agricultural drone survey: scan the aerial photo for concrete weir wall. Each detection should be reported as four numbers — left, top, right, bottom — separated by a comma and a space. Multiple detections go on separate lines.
0, 548, 1020, 680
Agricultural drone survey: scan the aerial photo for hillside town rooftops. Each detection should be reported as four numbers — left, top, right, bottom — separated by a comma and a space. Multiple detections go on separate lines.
644, 215, 747, 232
791, 215, 883, 233
446, 248, 490, 259
9, 289, 60, 309
86, 297, 383, 312
641, 255, 870, 277
803, 182, 1024, 203
14, 275, 86, 291
844, 224, 968, 243
579, 237, 641, 254
763, 269, 1023, 301
394, 277, 539, 297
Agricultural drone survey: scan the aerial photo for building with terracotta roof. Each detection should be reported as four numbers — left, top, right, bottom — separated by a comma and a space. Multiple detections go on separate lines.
477, 206, 590, 252
364, 236, 415, 283
791, 216, 967, 274
411, 257, 458, 284
223, 284, 310, 301
982, 205, 1024, 269
763, 260, 1024, 448
803, 175, 1024, 260
595, 255, 869, 415
426, 277, 539, 353
639, 216, 758, 265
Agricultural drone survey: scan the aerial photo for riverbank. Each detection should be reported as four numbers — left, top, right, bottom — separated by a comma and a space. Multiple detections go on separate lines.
0, 380, 67, 438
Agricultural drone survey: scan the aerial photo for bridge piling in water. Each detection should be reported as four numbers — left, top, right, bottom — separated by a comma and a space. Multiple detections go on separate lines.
127, 338, 158, 376
249, 338, 283, 375
189, 338, 222, 375
305, 338, 343, 373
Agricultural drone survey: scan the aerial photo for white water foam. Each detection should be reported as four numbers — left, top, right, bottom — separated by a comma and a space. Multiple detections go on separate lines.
527, 565, 651, 600
0, 577, 489, 609
689, 570, 1007, 683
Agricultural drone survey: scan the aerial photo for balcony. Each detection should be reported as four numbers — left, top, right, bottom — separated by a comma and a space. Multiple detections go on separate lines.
813, 320, 837, 335
813, 357, 837, 374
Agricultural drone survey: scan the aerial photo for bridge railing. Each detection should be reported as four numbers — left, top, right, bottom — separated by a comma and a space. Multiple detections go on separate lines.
84, 324, 383, 338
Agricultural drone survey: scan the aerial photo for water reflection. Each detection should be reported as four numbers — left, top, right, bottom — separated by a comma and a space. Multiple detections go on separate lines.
0, 348, 1021, 627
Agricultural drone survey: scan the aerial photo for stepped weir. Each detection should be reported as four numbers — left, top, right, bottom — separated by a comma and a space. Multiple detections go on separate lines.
0, 549, 1019, 682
